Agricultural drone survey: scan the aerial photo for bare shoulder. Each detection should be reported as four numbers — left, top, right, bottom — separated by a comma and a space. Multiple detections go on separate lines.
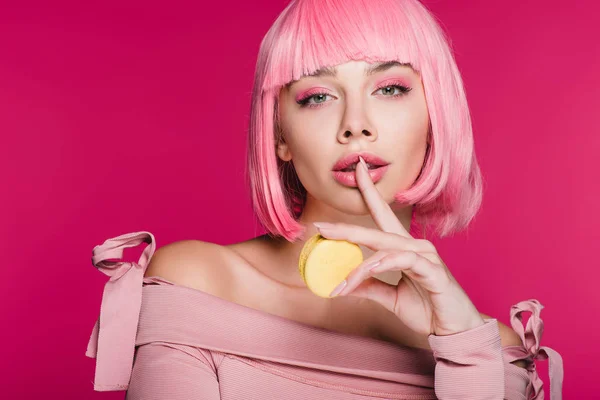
144, 239, 238, 299
480, 312, 528, 369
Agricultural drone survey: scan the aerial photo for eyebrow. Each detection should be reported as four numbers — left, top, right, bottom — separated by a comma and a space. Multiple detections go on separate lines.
285, 61, 415, 88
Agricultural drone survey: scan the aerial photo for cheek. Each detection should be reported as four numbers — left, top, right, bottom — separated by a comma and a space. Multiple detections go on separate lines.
289, 136, 332, 180
380, 114, 428, 155
378, 106, 429, 183
280, 98, 326, 145
378, 95, 429, 133
392, 124, 428, 170
282, 125, 337, 191
281, 109, 337, 159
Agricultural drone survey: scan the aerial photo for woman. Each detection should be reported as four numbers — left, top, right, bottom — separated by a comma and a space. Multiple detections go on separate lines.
85, 0, 564, 398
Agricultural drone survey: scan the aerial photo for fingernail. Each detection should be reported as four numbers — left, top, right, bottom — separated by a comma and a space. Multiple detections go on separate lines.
358, 156, 368, 172
329, 280, 347, 297
314, 221, 335, 229
366, 261, 382, 271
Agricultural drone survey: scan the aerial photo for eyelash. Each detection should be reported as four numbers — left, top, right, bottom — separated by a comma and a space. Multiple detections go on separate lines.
296, 82, 413, 109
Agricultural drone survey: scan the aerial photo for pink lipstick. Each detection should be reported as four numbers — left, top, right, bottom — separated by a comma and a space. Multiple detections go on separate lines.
331, 152, 390, 187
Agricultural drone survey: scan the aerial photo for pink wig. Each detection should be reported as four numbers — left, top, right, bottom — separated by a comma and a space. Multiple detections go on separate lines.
245, 0, 483, 242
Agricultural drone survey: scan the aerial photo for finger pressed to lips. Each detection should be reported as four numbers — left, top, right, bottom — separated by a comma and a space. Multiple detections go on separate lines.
356, 156, 412, 238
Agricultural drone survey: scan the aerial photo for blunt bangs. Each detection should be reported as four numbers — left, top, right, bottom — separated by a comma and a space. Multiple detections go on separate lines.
260, 0, 423, 93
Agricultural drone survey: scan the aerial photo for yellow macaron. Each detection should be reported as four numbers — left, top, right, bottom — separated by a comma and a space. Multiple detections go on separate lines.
298, 233, 364, 298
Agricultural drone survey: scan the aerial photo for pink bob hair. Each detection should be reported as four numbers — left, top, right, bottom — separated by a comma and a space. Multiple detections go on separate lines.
245, 0, 483, 243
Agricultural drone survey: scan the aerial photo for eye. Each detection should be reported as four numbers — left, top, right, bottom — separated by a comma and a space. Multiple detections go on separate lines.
296, 93, 333, 108
374, 83, 412, 97
295, 82, 413, 109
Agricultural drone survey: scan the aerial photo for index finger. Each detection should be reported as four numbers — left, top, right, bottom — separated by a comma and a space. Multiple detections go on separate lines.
356, 156, 412, 238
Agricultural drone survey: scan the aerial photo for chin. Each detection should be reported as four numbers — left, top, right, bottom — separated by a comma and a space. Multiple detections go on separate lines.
328, 194, 380, 216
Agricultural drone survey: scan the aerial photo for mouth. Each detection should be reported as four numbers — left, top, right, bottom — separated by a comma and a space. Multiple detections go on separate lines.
336, 162, 385, 172
331, 152, 390, 172
331, 163, 390, 187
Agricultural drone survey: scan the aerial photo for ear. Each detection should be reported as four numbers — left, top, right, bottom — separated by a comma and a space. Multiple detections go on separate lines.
274, 97, 292, 162
276, 139, 292, 162
275, 122, 292, 162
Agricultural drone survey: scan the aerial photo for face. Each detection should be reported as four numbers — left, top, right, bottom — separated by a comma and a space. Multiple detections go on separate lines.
276, 60, 430, 218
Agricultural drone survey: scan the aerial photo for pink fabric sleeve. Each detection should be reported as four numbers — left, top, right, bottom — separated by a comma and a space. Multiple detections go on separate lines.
85, 231, 157, 391
428, 318, 506, 399
125, 342, 221, 399
505, 299, 564, 399
428, 301, 564, 400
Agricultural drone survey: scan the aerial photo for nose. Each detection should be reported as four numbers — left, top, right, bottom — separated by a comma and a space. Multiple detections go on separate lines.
336, 98, 378, 143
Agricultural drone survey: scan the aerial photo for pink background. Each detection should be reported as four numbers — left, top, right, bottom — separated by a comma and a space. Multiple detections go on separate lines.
1, 0, 597, 398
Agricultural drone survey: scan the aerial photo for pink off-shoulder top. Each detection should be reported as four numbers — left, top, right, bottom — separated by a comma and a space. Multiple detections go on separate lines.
85, 231, 564, 399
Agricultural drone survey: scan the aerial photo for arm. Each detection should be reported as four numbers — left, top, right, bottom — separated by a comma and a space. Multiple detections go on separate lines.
126, 342, 221, 400
125, 239, 231, 399
428, 318, 506, 399
428, 301, 564, 400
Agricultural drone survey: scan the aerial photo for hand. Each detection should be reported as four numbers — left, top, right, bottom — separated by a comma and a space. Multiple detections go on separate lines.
314, 156, 485, 337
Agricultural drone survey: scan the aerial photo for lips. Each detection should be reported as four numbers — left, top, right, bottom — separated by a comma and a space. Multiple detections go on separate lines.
332, 165, 389, 187
332, 152, 389, 172
338, 163, 381, 172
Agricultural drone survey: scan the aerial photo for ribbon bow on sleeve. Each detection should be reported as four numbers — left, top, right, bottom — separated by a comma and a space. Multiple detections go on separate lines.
85, 231, 156, 391
509, 299, 564, 400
